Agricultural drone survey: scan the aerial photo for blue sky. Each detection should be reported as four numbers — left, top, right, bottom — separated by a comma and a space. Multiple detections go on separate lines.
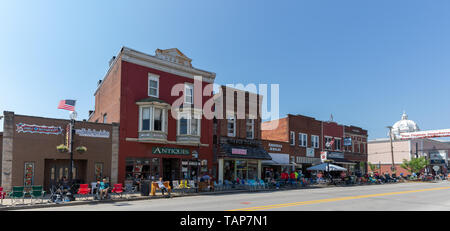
1, 0, 450, 139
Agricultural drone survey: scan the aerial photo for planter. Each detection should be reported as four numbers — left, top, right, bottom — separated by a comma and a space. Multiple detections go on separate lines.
76, 146, 87, 154
56, 144, 69, 153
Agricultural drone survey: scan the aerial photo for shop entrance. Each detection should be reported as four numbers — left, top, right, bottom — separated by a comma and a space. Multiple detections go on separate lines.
44, 159, 87, 191
162, 158, 181, 181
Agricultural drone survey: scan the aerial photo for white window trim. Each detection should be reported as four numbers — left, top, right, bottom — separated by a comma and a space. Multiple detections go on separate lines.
324, 136, 333, 150
312, 135, 319, 149
298, 133, 307, 147
335, 138, 342, 151
177, 112, 201, 136
148, 73, 160, 98
139, 105, 167, 133
290, 131, 295, 146
184, 82, 194, 105
227, 115, 236, 137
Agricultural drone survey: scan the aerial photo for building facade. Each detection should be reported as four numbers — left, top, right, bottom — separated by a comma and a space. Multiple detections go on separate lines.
343, 125, 368, 173
1, 111, 119, 191
213, 86, 271, 183
88, 47, 216, 184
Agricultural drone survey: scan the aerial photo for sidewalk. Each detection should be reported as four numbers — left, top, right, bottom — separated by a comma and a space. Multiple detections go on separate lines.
1, 181, 438, 210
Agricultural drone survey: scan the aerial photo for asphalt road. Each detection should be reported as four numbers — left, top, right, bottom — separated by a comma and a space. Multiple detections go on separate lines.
18, 181, 450, 211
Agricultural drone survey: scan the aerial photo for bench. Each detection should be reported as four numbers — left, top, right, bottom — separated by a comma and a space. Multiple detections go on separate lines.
150, 181, 171, 196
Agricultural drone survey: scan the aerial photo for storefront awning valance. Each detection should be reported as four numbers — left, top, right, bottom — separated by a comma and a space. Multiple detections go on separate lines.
218, 143, 272, 160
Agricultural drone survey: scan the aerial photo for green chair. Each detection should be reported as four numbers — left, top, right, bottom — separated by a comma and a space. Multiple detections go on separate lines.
9, 186, 25, 205
30, 186, 45, 204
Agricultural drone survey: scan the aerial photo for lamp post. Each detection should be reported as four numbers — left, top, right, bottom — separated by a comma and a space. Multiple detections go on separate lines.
68, 111, 77, 190
387, 126, 396, 173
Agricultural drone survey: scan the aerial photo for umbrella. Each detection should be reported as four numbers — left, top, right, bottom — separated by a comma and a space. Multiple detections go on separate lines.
307, 163, 347, 172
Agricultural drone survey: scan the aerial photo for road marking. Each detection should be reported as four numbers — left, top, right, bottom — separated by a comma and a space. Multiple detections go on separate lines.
227, 186, 450, 211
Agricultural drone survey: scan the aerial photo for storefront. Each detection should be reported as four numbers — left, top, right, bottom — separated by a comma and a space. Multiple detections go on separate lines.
261, 153, 293, 180
429, 150, 448, 175
217, 138, 271, 183
322, 151, 357, 174
1, 112, 119, 191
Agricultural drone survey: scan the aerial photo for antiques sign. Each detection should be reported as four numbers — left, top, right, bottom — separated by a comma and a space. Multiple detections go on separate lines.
16, 123, 63, 135
152, 147, 190, 155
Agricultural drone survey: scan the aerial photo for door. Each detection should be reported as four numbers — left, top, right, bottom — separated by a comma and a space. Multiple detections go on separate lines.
44, 159, 87, 191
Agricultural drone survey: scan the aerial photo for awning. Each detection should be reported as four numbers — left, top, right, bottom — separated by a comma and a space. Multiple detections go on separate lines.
261, 153, 292, 166
307, 163, 347, 172
217, 143, 272, 160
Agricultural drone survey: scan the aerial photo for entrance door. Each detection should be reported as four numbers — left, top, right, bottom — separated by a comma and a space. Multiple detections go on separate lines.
162, 158, 181, 182
44, 159, 87, 191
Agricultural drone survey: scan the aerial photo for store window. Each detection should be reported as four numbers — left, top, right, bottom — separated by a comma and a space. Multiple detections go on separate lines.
125, 158, 160, 180
247, 161, 258, 180
236, 160, 248, 180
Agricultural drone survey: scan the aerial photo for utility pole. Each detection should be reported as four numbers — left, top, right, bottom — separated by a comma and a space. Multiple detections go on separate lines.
387, 126, 396, 173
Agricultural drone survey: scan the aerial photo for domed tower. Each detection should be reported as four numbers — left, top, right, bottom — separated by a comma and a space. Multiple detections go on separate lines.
389, 111, 420, 139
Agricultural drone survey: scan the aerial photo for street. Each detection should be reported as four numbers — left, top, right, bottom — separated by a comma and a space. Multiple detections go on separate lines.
18, 181, 450, 211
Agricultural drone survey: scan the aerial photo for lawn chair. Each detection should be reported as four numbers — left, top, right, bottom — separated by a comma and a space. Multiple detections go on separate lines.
9, 186, 26, 205
111, 184, 124, 198
0, 187, 6, 205
30, 185, 46, 204
77, 184, 91, 200
90, 182, 98, 194
259, 179, 267, 189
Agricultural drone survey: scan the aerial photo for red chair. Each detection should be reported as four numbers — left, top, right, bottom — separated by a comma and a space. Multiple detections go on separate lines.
111, 184, 124, 198
77, 184, 91, 200
0, 187, 6, 205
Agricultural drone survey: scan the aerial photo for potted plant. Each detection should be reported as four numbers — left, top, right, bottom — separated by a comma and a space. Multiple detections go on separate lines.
76, 146, 87, 154
56, 144, 69, 153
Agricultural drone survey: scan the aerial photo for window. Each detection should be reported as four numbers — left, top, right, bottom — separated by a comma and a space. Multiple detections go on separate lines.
103, 114, 107, 123
148, 74, 159, 97
290, 131, 297, 145
139, 106, 166, 132
334, 138, 342, 151
311, 135, 319, 149
178, 114, 201, 136
298, 133, 307, 147
227, 116, 236, 137
325, 137, 333, 150
153, 108, 163, 131
184, 83, 193, 104
246, 119, 254, 139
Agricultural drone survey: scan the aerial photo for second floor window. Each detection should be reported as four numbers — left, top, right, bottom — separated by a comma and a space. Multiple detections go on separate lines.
178, 115, 200, 136
227, 116, 236, 137
311, 135, 319, 149
334, 138, 342, 151
140, 106, 166, 132
148, 74, 159, 98
298, 133, 307, 147
184, 83, 193, 104
290, 131, 295, 146
246, 119, 254, 139
325, 137, 333, 150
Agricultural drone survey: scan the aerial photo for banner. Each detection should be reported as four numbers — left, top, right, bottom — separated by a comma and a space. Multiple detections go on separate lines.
16, 123, 63, 135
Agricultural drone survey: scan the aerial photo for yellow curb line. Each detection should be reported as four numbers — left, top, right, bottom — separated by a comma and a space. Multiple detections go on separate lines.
227, 186, 450, 211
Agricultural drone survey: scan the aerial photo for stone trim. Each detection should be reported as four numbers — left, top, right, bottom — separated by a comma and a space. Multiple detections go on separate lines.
1, 111, 14, 191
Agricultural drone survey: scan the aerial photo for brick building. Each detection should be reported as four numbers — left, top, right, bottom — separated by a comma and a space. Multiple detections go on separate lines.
343, 125, 368, 173
88, 47, 216, 184
261, 114, 322, 175
1, 111, 119, 191
213, 86, 271, 182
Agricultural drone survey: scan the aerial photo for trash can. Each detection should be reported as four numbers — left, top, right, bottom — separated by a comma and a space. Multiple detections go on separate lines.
141, 180, 151, 196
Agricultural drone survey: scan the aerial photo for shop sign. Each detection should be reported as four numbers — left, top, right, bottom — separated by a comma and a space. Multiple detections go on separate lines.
152, 147, 190, 155
429, 150, 447, 160
75, 128, 110, 138
16, 123, 63, 135
320, 152, 327, 162
268, 143, 283, 152
327, 152, 344, 159
306, 148, 315, 157
232, 148, 247, 155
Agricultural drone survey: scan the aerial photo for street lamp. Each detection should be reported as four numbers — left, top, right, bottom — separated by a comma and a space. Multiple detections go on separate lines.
68, 111, 77, 198
387, 126, 396, 173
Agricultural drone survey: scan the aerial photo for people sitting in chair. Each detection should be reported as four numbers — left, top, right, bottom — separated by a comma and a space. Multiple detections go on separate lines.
157, 177, 169, 195
99, 178, 110, 200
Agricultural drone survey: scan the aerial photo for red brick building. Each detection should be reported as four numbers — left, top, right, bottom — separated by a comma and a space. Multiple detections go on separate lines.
213, 86, 271, 183
344, 125, 368, 173
88, 47, 216, 184
261, 114, 322, 175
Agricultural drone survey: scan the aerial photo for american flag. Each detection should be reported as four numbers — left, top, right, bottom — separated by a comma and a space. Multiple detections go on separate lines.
58, 99, 76, 111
